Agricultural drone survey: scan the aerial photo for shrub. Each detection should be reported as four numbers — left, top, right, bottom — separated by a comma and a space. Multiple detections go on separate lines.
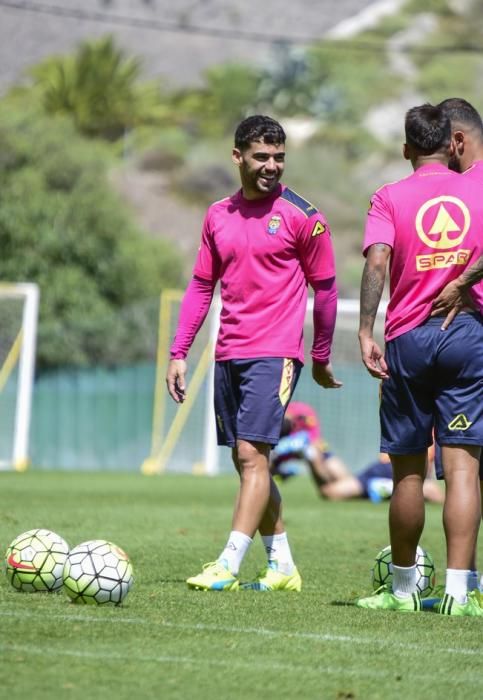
0, 99, 183, 369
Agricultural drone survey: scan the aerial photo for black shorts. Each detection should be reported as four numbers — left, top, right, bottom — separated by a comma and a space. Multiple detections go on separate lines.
380, 313, 483, 454
214, 358, 302, 448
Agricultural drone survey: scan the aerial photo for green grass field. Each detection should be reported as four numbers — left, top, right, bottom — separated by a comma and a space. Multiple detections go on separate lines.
0, 471, 481, 700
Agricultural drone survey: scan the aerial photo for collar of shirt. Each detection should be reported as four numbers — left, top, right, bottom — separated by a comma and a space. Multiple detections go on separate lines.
234, 183, 284, 208
414, 162, 450, 177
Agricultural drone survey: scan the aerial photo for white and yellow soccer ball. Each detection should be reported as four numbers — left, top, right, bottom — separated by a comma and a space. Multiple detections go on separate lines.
372, 544, 436, 598
63, 540, 133, 606
5, 528, 70, 592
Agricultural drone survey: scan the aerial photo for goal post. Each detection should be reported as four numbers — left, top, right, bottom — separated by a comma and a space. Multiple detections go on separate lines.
141, 290, 219, 476
0, 283, 40, 471
142, 290, 387, 476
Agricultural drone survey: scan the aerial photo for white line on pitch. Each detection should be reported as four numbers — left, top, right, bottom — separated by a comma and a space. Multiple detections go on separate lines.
0, 643, 380, 677
1, 643, 482, 685
0, 609, 481, 657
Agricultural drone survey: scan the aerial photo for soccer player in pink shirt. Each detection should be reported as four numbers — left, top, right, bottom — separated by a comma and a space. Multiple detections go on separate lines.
284, 401, 323, 445
356, 104, 483, 616
433, 98, 483, 597
166, 115, 341, 591
432, 98, 483, 323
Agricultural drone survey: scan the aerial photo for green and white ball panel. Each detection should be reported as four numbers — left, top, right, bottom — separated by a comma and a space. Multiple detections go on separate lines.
63, 539, 133, 606
5, 528, 70, 592
372, 544, 435, 598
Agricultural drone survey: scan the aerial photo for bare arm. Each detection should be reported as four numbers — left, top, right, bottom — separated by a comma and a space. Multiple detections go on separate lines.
431, 254, 483, 329
459, 254, 483, 286
359, 244, 391, 379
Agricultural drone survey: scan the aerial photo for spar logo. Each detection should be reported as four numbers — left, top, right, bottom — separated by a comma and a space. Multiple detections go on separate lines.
415, 196, 471, 271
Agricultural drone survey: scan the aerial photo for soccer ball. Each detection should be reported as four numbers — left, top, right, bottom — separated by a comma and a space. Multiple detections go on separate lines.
372, 544, 436, 598
5, 528, 70, 592
63, 540, 133, 606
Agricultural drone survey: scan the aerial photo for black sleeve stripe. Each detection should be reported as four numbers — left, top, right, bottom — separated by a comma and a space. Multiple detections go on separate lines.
281, 188, 319, 218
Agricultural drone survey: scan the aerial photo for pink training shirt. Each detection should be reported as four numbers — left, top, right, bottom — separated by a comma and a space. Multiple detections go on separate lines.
363, 163, 483, 341
464, 159, 483, 182
285, 401, 322, 443
463, 160, 483, 301
191, 184, 336, 363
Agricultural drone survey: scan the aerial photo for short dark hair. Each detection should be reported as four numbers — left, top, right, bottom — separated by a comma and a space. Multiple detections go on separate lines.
405, 103, 451, 155
438, 97, 483, 137
234, 115, 286, 151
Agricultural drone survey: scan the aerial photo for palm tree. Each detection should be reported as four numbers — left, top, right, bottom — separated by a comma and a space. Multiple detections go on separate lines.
31, 36, 163, 140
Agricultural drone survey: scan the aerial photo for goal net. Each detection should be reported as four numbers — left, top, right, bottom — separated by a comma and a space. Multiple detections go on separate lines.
142, 290, 386, 476
0, 283, 39, 471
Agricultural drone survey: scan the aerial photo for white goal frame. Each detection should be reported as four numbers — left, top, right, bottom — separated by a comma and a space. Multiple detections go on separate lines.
0, 283, 40, 471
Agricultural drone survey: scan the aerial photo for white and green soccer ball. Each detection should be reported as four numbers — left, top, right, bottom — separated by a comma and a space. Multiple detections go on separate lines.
63, 540, 133, 606
372, 544, 436, 598
5, 528, 70, 592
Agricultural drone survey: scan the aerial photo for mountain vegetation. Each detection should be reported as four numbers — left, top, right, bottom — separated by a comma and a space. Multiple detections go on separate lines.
1, 0, 483, 367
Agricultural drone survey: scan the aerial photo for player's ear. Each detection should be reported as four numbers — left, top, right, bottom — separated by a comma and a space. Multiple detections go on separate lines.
448, 138, 456, 158
402, 143, 410, 160
232, 148, 242, 166
452, 130, 465, 153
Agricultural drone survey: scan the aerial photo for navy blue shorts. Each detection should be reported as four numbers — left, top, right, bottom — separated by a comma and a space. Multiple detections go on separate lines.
380, 313, 483, 454
356, 460, 392, 497
434, 441, 483, 480
214, 358, 302, 447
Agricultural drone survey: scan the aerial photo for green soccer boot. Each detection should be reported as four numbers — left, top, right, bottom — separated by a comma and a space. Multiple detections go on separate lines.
356, 585, 422, 612
186, 560, 239, 591
240, 560, 302, 591
436, 591, 483, 616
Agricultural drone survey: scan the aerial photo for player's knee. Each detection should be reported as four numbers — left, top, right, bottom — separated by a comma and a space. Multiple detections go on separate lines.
236, 440, 269, 474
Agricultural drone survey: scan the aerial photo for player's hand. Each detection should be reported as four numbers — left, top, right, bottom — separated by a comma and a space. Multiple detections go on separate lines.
430, 279, 475, 330
359, 334, 389, 380
166, 359, 187, 403
312, 361, 343, 389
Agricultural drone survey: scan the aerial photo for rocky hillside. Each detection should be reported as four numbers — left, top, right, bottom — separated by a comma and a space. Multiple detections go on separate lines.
0, 0, 394, 92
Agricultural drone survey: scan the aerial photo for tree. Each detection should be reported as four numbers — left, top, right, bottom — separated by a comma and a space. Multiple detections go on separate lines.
31, 35, 166, 139
0, 99, 183, 369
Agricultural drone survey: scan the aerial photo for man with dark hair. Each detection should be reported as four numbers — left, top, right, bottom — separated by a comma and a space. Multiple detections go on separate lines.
432, 98, 483, 326
404, 103, 452, 153
167, 115, 341, 591
432, 97, 483, 595
356, 103, 483, 615
438, 97, 483, 174
270, 400, 443, 504
269, 400, 351, 488
234, 114, 286, 151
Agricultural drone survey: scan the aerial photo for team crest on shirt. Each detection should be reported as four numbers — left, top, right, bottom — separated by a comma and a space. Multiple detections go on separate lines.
267, 215, 282, 235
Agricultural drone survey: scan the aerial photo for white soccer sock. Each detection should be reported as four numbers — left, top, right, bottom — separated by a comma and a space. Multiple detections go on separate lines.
468, 570, 479, 592
261, 532, 295, 575
217, 530, 252, 575
392, 564, 417, 598
445, 568, 471, 604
